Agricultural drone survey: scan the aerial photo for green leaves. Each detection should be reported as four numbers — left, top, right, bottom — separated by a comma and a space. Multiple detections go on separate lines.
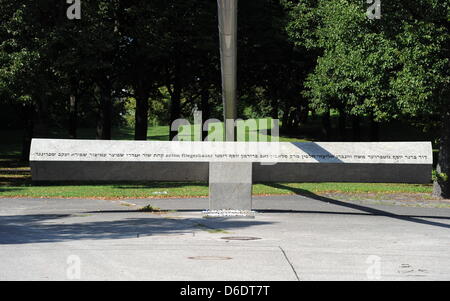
285, 0, 449, 123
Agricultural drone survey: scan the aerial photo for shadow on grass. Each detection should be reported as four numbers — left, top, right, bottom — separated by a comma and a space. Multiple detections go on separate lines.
27, 181, 208, 189
0, 187, 23, 194
147, 135, 169, 141
0, 213, 272, 245
263, 183, 450, 230
0, 158, 28, 169
112, 182, 207, 189
0, 175, 31, 186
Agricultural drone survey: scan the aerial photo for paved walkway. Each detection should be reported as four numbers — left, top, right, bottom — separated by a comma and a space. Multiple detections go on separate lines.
0, 195, 449, 280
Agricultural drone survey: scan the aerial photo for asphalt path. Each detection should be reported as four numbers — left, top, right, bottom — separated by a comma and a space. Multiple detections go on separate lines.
1, 195, 449, 280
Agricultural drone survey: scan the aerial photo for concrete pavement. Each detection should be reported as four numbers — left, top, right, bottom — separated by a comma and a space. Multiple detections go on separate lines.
0, 194, 449, 280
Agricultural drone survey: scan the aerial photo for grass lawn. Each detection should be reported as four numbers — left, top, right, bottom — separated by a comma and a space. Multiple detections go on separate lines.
0, 124, 434, 199
0, 181, 433, 199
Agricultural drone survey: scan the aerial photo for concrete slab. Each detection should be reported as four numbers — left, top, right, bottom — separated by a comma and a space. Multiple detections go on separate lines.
0, 195, 449, 280
30, 140, 432, 183
209, 162, 252, 211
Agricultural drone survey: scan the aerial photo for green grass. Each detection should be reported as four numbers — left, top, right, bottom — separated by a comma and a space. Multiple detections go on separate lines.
254, 182, 433, 194
0, 180, 432, 199
0, 121, 301, 152
138, 204, 162, 212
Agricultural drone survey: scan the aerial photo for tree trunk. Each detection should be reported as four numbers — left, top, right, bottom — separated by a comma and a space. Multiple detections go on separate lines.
352, 115, 361, 142
134, 86, 149, 141
169, 60, 182, 141
270, 99, 280, 138
369, 114, 379, 142
322, 109, 331, 141
34, 97, 49, 138
270, 98, 279, 121
200, 87, 210, 141
69, 94, 77, 139
291, 108, 300, 130
299, 105, 309, 125
169, 87, 181, 141
21, 103, 34, 162
281, 107, 290, 133
433, 109, 450, 199
338, 108, 346, 141
96, 83, 112, 140
287, 110, 296, 132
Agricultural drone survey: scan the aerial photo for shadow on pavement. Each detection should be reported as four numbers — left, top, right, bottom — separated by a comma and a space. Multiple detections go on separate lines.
264, 183, 450, 230
0, 213, 273, 245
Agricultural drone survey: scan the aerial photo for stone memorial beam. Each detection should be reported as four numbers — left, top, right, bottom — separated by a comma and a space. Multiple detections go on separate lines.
30, 139, 433, 184
30, 139, 433, 216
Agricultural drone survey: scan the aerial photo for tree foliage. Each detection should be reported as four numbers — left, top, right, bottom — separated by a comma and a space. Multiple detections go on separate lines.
284, 0, 450, 197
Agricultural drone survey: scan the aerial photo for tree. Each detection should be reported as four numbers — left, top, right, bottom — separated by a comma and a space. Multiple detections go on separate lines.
285, 0, 449, 197
159, 1, 218, 140
237, 0, 312, 136
118, 1, 166, 140
79, 0, 124, 140
0, 1, 66, 159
